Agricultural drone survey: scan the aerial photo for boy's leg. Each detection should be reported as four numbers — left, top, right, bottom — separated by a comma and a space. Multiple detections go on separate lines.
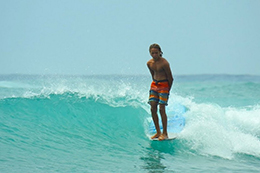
159, 104, 168, 140
150, 101, 161, 139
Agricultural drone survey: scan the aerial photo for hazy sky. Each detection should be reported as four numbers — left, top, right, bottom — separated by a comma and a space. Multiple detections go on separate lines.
1, 0, 260, 75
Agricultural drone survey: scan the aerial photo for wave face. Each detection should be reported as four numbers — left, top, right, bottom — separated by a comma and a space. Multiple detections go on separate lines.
1, 75, 260, 172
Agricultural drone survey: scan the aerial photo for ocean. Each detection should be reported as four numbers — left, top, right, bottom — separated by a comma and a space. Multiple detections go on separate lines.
0, 74, 260, 172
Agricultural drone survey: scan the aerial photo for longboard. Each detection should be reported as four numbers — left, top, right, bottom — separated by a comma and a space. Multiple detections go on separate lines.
148, 133, 177, 141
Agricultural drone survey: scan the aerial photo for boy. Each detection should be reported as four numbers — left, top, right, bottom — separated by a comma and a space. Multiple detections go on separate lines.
147, 43, 173, 140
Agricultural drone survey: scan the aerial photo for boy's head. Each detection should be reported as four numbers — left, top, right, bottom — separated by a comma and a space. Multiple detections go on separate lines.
149, 43, 163, 57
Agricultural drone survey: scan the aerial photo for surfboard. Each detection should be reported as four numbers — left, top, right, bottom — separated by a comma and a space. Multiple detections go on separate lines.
148, 133, 178, 141
146, 103, 187, 141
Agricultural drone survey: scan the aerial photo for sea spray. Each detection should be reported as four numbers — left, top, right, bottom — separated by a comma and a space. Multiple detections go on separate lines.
181, 102, 260, 159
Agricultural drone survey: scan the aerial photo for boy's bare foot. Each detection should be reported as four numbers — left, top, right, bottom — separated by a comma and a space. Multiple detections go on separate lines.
151, 132, 161, 139
158, 134, 168, 141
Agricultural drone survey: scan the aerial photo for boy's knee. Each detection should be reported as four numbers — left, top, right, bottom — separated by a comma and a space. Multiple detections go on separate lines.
159, 105, 166, 114
151, 106, 157, 114
150, 102, 158, 114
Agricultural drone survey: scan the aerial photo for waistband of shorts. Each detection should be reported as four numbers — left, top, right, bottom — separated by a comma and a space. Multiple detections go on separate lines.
153, 79, 168, 84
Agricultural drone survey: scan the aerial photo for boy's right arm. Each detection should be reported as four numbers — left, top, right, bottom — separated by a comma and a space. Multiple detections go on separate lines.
147, 62, 154, 79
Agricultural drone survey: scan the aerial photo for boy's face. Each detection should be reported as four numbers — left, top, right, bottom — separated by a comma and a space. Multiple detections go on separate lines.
150, 48, 161, 60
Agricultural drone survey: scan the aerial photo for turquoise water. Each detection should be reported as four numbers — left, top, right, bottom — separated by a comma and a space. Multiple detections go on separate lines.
0, 74, 260, 172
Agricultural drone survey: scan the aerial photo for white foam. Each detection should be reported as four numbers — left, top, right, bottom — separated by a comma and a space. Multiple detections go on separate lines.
180, 101, 260, 159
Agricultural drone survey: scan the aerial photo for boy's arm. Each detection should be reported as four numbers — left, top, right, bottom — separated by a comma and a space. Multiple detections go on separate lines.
147, 62, 154, 80
163, 62, 174, 91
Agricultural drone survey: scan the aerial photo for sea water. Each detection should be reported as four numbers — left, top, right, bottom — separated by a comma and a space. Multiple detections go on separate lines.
0, 74, 259, 172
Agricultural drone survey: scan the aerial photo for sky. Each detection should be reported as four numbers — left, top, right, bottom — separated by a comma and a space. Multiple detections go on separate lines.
1, 0, 260, 75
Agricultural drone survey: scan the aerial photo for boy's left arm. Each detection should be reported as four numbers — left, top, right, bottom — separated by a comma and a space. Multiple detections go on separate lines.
164, 63, 174, 91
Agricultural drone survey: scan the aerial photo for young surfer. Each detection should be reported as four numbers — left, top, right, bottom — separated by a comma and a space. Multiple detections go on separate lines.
147, 43, 174, 141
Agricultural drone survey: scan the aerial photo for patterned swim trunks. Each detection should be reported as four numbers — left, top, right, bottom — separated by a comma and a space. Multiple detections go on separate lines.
148, 80, 169, 105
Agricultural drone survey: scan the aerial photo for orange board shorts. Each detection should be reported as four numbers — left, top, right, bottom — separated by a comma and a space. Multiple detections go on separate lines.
148, 80, 169, 105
